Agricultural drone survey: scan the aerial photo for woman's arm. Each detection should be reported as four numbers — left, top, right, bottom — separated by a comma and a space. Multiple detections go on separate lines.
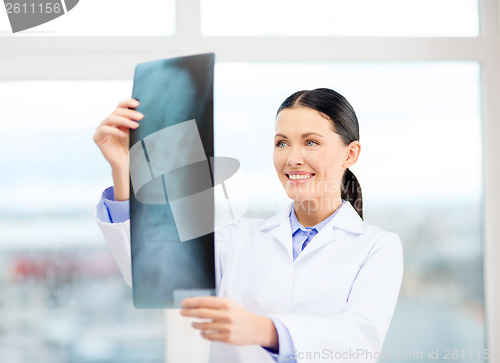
95, 192, 231, 291
92, 98, 143, 285
94, 192, 132, 287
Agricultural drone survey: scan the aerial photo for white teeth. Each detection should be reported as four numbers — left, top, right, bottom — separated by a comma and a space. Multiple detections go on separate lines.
288, 174, 313, 180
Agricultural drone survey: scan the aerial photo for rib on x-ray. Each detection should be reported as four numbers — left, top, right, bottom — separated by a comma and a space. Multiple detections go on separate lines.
129, 53, 245, 308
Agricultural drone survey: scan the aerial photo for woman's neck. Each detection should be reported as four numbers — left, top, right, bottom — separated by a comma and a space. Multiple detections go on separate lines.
293, 197, 344, 227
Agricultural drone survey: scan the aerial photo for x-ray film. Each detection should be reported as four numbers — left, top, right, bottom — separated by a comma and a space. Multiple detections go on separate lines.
129, 53, 217, 308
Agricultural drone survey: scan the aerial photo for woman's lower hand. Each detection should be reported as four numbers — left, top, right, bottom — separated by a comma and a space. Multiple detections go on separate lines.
180, 296, 278, 349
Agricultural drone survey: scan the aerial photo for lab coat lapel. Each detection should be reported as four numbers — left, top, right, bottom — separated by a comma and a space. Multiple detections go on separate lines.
295, 201, 364, 261
258, 200, 364, 261
259, 201, 294, 259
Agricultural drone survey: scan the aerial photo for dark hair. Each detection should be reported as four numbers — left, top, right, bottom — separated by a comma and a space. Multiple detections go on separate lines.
276, 88, 363, 220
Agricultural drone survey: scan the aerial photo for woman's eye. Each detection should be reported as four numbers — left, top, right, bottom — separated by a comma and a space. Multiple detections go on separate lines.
276, 141, 286, 148
307, 140, 318, 146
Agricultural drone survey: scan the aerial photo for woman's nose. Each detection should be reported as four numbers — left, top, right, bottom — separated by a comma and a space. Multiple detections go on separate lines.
287, 148, 304, 166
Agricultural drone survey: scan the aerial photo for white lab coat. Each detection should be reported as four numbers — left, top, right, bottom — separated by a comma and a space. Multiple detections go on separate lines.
95, 200, 403, 363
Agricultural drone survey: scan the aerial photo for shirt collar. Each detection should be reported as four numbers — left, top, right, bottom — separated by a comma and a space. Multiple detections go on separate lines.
289, 200, 346, 235
259, 199, 364, 235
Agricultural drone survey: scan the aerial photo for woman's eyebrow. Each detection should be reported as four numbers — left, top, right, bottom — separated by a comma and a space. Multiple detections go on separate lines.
274, 132, 325, 139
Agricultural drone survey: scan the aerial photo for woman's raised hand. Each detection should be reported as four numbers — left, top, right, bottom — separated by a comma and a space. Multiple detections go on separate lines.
93, 98, 143, 201
93, 98, 143, 169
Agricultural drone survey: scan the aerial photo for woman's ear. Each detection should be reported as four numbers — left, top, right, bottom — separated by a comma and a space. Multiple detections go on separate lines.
342, 141, 361, 168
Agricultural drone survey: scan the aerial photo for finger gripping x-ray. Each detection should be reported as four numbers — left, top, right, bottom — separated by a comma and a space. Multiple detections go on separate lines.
130, 120, 242, 242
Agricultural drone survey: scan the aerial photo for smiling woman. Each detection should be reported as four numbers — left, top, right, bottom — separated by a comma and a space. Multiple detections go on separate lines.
94, 87, 403, 363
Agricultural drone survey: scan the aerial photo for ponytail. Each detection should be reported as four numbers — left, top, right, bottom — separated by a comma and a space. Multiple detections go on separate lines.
342, 168, 363, 220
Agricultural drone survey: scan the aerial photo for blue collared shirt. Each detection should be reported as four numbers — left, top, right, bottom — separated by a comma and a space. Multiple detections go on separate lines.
96, 187, 345, 363
289, 200, 345, 262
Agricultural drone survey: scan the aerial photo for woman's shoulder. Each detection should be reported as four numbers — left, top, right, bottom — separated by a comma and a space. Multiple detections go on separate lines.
214, 215, 269, 241
334, 201, 403, 261
361, 219, 401, 243
213, 216, 271, 264
331, 200, 401, 246
214, 201, 292, 238
358, 219, 403, 267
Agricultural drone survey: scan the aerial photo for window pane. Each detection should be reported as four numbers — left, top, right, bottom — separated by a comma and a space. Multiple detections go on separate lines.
0, 81, 164, 362
203, 0, 479, 37
214, 62, 484, 359
0, 0, 174, 36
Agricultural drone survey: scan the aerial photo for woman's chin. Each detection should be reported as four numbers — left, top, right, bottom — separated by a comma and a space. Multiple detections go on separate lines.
286, 191, 313, 203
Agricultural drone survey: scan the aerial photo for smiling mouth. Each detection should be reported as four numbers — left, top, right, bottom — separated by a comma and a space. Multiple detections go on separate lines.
286, 173, 315, 180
